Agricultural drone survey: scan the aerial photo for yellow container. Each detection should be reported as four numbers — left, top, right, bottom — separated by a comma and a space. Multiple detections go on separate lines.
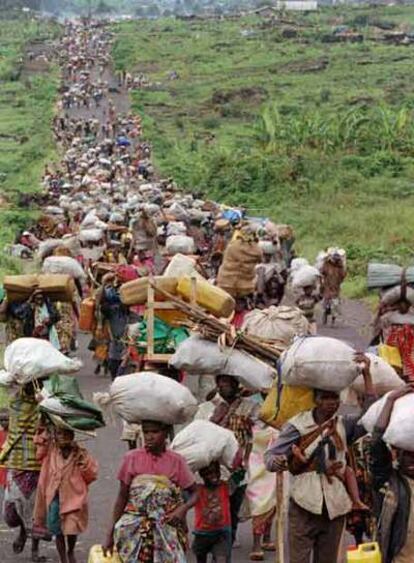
347, 542, 381, 563
259, 383, 315, 429
378, 344, 402, 369
88, 545, 121, 563
177, 276, 235, 318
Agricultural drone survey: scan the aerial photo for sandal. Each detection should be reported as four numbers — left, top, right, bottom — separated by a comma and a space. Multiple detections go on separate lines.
250, 551, 265, 561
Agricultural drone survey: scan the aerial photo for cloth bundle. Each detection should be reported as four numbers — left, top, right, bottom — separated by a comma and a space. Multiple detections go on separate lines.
0, 338, 82, 386
216, 237, 263, 298
170, 335, 275, 390
171, 420, 239, 471
94, 372, 198, 425
40, 375, 105, 432
280, 336, 359, 392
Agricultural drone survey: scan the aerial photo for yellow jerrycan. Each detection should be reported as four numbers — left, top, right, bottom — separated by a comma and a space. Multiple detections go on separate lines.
347, 542, 381, 563
88, 545, 121, 563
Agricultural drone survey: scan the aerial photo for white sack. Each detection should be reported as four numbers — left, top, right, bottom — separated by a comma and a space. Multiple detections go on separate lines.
351, 353, 404, 395
361, 393, 414, 451
42, 256, 86, 280
168, 202, 189, 222
170, 335, 275, 390
4, 338, 82, 385
171, 419, 239, 471
242, 306, 309, 347
79, 228, 104, 243
166, 235, 195, 256
94, 372, 197, 425
167, 221, 187, 237
290, 258, 309, 273
281, 336, 359, 392
291, 265, 320, 289
164, 254, 203, 279
381, 285, 414, 307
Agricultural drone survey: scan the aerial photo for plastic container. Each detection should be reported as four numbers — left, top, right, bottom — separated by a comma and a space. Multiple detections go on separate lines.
347, 543, 381, 562
88, 545, 121, 563
79, 297, 96, 332
120, 276, 178, 306
177, 276, 235, 318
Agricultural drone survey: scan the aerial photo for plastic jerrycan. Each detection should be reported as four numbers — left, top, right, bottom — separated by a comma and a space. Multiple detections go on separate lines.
347, 542, 382, 563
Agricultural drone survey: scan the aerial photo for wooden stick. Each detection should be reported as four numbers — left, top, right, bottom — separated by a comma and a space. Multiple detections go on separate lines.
276, 472, 285, 563
149, 279, 282, 364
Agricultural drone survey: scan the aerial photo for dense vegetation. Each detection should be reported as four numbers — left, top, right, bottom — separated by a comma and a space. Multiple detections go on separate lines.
0, 14, 59, 272
113, 5, 414, 295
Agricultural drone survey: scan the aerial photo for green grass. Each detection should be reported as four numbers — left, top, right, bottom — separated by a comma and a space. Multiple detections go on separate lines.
0, 15, 60, 276
113, 5, 414, 294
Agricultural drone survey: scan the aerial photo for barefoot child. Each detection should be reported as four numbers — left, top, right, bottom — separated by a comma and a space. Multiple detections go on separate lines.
192, 461, 232, 563
34, 426, 98, 563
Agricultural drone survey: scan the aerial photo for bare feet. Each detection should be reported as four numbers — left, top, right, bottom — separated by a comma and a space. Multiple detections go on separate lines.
13, 526, 27, 554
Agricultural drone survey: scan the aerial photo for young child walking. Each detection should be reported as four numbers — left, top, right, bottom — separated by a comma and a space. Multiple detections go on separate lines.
33, 426, 98, 563
192, 461, 232, 563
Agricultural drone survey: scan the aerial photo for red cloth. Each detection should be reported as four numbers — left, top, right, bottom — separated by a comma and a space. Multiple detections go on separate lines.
386, 324, 414, 381
194, 482, 231, 532
117, 448, 195, 489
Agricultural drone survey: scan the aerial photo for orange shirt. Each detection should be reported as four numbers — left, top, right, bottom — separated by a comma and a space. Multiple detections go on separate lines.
33, 430, 98, 526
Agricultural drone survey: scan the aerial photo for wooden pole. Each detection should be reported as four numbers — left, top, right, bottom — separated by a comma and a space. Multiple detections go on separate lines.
276, 472, 285, 563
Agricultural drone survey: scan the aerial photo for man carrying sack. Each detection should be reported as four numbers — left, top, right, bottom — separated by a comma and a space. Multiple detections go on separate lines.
264, 355, 375, 563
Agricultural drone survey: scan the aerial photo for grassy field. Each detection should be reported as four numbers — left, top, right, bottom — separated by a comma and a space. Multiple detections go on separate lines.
113, 5, 414, 295
0, 14, 60, 275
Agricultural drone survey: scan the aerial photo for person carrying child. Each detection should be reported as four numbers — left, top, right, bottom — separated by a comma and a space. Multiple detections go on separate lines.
33, 425, 98, 563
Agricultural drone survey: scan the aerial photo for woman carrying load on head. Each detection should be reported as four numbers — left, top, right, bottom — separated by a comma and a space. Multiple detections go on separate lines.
0, 382, 47, 562
103, 419, 198, 562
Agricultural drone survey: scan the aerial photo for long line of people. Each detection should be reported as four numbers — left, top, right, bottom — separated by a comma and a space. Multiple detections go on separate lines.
1, 17, 413, 563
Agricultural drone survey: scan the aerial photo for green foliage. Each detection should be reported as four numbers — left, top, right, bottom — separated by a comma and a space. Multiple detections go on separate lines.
112, 6, 414, 278
0, 16, 59, 277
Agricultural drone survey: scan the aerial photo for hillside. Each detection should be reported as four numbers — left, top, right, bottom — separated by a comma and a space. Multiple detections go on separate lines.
0, 14, 59, 272
113, 5, 414, 295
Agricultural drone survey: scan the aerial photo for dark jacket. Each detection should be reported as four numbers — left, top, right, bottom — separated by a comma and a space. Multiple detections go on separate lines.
370, 431, 411, 563
9, 298, 60, 338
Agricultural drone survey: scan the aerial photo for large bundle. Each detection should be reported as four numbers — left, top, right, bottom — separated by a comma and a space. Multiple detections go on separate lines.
242, 306, 309, 348
290, 258, 309, 273
1, 338, 82, 385
120, 276, 178, 306
291, 265, 321, 289
42, 256, 86, 280
171, 420, 239, 471
381, 285, 414, 306
166, 235, 195, 256
4, 274, 75, 303
78, 228, 104, 243
216, 238, 262, 298
38, 236, 80, 260
281, 336, 359, 392
166, 222, 187, 237
350, 353, 404, 395
39, 375, 105, 431
176, 276, 235, 318
361, 393, 414, 451
170, 335, 275, 390
94, 372, 197, 425
164, 254, 201, 279
367, 263, 414, 290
